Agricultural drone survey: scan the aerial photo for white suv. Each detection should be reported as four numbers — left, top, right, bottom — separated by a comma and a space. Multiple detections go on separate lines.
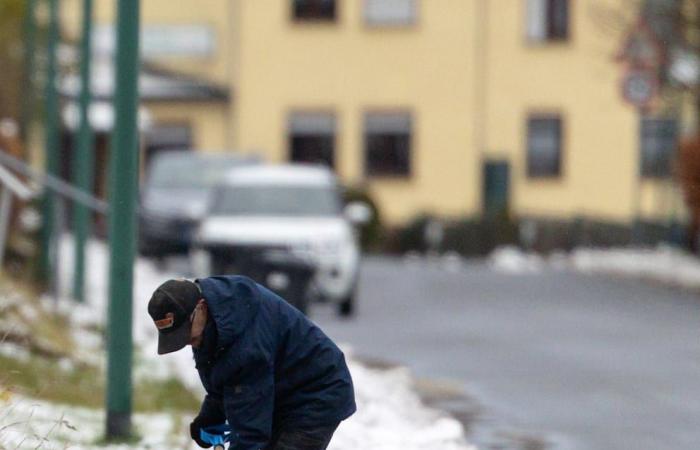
191, 164, 369, 316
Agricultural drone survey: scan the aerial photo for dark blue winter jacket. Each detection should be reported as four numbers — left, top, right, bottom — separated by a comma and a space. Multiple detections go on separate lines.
192, 275, 356, 450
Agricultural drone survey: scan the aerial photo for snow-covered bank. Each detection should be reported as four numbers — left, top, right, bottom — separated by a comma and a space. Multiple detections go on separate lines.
568, 246, 700, 289
488, 246, 544, 274
488, 244, 700, 290
0, 358, 474, 450
9, 236, 473, 449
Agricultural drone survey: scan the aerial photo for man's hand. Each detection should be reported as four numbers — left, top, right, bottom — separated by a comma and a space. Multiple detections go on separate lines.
190, 415, 213, 448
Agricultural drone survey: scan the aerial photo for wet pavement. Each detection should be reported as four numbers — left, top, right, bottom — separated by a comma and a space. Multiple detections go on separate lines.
312, 257, 700, 450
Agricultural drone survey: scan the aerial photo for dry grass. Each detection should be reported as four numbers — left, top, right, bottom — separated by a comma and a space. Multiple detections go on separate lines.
0, 276, 199, 413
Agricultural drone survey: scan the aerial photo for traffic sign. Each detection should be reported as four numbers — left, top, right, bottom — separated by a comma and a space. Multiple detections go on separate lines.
621, 69, 658, 109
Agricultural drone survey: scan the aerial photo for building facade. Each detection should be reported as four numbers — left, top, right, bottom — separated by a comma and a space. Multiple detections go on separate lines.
233, 0, 683, 227
61, 0, 234, 158
60, 0, 685, 229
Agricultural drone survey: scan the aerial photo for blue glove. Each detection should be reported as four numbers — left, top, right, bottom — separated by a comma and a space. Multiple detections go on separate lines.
200, 424, 231, 449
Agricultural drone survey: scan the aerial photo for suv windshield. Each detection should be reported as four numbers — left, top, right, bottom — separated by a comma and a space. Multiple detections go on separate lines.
148, 155, 245, 189
211, 185, 342, 217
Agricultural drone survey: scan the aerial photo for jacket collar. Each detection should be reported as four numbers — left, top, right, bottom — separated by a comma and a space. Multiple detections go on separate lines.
195, 276, 262, 350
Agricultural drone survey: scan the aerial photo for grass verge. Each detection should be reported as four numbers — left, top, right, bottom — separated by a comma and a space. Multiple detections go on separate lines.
0, 275, 200, 413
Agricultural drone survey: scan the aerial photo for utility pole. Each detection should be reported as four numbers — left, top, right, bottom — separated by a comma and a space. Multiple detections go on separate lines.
105, 0, 140, 440
72, 0, 94, 303
21, 0, 38, 145
38, 0, 61, 286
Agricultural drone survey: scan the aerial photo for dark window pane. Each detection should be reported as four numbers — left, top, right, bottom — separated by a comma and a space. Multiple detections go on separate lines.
641, 118, 677, 178
290, 136, 335, 168
144, 123, 192, 169
366, 134, 411, 176
527, 116, 562, 178
548, 0, 568, 40
288, 112, 335, 169
364, 113, 412, 177
293, 0, 336, 21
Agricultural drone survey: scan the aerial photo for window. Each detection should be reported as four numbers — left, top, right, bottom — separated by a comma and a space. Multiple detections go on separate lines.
526, 0, 569, 42
364, 112, 412, 177
527, 115, 562, 178
144, 123, 192, 169
292, 0, 336, 21
289, 112, 336, 168
364, 0, 417, 26
640, 117, 677, 178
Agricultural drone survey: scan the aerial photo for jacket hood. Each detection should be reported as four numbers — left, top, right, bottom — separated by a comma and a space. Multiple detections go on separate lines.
196, 276, 261, 349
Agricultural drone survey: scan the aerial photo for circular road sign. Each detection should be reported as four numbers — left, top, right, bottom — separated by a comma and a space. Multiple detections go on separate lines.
621, 69, 658, 108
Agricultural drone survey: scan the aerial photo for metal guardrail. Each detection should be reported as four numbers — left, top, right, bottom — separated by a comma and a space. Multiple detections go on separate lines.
0, 149, 112, 270
0, 154, 37, 266
0, 149, 109, 215
0, 163, 35, 201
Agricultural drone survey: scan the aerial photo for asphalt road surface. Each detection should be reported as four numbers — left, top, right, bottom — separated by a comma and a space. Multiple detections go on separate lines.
313, 257, 700, 450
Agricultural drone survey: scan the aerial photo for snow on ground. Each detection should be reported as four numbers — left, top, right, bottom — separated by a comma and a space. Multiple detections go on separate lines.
568, 246, 700, 289
4, 235, 474, 450
54, 235, 202, 388
488, 246, 544, 274
0, 394, 192, 450
488, 244, 700, 289
0, 358, 474, 450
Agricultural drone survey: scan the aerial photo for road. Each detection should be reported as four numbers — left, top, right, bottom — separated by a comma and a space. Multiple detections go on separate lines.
312, 257, 700, 450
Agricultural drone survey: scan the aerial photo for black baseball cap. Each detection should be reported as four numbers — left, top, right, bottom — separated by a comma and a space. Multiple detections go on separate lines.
147, 279, 202, 355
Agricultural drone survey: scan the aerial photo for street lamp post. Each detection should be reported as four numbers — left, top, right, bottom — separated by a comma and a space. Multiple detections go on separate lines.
105, 0, 140, 440
72, 0, 95, 303
38, 0, 61, 287
21, 0, 38, 144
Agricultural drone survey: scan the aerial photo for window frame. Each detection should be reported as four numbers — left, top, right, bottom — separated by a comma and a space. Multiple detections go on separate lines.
639, 116, 678, 179
287, 110, 338, 170
143, 121, 194, 169
525, 113, 564, 180
525, 0, 571, 45
363, 110, 413, 179
363, 0, 419, 28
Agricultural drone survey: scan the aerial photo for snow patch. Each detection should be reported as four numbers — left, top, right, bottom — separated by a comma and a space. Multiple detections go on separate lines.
332, 360, 474, 450
0, 394, 195, 449
488, 246, 543, 274
488, 244, 700, 290
568, 245, 700, 289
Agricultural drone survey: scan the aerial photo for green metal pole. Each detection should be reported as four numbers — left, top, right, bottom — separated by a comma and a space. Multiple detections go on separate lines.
105, 0, 140, 440
72, 0, 94, 303
21, 0, 38, 144
38, 0, 61, 286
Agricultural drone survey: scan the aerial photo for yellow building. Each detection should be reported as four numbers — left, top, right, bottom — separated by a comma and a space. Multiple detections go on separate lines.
233, 0, 479, 224
59, 0, 684, 232
60, 0, 234, 158
481, 0, 682, 226
232, 0, 684, 228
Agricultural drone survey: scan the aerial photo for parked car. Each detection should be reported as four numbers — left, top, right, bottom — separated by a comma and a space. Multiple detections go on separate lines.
191, 164, 371, 316
139, 151, 257, 259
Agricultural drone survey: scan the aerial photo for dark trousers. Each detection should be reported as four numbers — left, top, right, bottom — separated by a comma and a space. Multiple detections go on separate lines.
264, 423, 339, 450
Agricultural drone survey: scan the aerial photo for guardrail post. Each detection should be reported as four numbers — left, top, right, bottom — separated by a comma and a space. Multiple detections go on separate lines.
0, 188, 13, 267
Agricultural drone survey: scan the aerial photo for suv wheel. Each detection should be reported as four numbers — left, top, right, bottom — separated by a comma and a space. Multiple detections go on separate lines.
337, 292, 355, 317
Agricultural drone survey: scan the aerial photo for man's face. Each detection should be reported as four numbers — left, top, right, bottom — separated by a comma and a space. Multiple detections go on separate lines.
190, 300, 208, 348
